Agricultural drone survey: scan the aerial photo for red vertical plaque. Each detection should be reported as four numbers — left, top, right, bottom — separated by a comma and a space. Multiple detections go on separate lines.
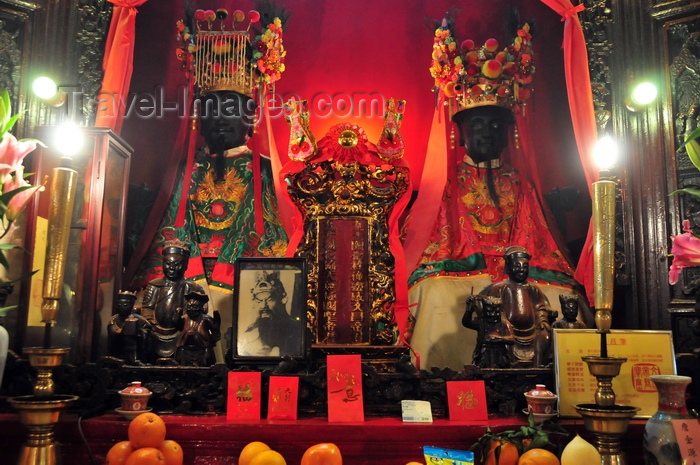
327, 354, 364, 422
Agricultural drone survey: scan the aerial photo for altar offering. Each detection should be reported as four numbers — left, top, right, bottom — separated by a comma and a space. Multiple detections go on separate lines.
423, 446, 474, 465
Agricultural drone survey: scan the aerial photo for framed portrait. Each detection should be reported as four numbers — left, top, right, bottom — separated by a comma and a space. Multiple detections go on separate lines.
232, 257, 308, 363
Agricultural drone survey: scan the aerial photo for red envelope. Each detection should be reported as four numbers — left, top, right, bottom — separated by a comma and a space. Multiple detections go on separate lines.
267, 376, 299, 420
227, 371, 262, 420
326, 354, 364, 422
446, 380, 489, 421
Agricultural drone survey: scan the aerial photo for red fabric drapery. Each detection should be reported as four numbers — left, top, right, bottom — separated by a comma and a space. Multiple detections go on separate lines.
94, 0, 148, 133
539, 0, 598, 305
402, 108, 448, 273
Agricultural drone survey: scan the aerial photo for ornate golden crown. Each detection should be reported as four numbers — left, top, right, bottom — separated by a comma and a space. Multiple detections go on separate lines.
430, 14, 535, 116
177, 6, 287, 97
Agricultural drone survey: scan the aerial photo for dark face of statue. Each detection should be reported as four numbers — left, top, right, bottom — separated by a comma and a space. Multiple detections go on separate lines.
162, 252, 188, 281
198, 90, 256, 152
561, 300, 579, 321
484, 303, 501, 325
506, 255, 530, 284
115, 296, 135, 317
185, 298, 204, 319
453, 105, 514, 163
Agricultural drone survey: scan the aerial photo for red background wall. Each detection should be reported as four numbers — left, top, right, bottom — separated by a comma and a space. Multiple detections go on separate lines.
121, 0, 589, 253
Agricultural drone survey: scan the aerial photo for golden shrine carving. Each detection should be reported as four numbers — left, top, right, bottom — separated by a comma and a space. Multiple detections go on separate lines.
283, 99, 410, 347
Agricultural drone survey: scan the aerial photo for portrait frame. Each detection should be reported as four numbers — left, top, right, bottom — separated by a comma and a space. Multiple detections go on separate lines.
231, 257, 308, 365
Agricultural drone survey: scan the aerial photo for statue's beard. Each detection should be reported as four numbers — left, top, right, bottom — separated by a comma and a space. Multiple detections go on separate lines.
257, 314, 283, 348
213, 134, 227, 182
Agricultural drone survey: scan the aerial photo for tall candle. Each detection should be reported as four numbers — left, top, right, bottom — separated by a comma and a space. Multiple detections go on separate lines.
592, 178, 616, 331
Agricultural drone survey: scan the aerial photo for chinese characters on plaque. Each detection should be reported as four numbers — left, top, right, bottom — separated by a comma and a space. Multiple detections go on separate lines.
326, 354, 364, 422
553, 329, 675, 417
446, 380, 488, 421
267, 376, 299, 420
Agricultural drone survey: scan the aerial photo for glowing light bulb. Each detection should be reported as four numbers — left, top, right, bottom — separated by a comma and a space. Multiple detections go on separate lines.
53, 122, 83, 157
631, 81, 658, 106
593, 135, 618, 171
32, 77, 58, 100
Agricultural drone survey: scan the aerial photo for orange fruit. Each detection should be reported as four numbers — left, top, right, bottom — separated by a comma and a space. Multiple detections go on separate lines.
124, 447, 166, 465
128, 412, 167, 449
248, 449, 287, 465
517, 448, 560, 465
239, 441, 272, 465
105, 440, 134, 465
485, 441, 519, 465
300, 443, 343, 465
158, 439, 184, 465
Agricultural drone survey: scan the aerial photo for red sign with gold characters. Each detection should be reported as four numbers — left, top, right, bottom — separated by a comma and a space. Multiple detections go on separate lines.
226, 371, 262, 420
446, 380, 488, 421
553, 329, 675, 417
267, 376, 299, 420
327, 354, 364, 422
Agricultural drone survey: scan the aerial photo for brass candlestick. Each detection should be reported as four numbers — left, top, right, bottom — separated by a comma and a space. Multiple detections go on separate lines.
10, 163, 79, 465
574, 166, 639, 465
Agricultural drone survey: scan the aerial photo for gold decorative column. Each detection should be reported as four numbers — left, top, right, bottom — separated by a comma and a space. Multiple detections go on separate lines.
575, 140, 639, 465
10, 162, 79, 465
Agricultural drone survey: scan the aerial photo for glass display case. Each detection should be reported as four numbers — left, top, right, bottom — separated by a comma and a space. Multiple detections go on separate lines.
19, 127, 132, 364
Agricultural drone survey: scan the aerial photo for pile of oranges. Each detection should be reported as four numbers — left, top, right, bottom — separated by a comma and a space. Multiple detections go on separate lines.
105, 412, 183, 465
239, 441, 343, 465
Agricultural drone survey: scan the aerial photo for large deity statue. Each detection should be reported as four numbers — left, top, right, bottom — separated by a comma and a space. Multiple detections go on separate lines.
127, 7, 290, 363
403, 14, 593, 370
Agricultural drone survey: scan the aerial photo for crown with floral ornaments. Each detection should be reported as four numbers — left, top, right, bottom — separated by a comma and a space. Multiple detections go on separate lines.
176, 4, 287, 97
430, 14, 535, 116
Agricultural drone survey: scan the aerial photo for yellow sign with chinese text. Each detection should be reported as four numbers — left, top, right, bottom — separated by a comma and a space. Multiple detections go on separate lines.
553, 329, 676, 418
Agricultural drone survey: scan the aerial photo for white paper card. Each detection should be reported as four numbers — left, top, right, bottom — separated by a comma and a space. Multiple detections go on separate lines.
401, 399, 433, 423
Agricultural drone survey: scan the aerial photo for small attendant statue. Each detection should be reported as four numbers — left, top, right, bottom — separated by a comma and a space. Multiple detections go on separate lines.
552, 295, 588, 329
463, 294, 514, 368
107, 291, 150, 365
175, 286, 221, 366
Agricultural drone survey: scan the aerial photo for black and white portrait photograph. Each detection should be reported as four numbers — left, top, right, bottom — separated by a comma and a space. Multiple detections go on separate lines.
232, 258, 307, 360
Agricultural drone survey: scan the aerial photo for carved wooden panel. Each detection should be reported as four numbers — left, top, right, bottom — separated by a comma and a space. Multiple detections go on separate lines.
76, 0, 112, 124
0, 1, 37, 129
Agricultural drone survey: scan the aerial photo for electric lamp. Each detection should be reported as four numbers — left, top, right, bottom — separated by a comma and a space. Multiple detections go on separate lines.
591, 135, 618, 353
625, 80, 658, 111
574, 135, 639, 465
31, 77, 66, 108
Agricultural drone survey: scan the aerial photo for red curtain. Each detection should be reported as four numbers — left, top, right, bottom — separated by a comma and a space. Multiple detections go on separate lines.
94, 0, 149, 133
539, 0, 598, 305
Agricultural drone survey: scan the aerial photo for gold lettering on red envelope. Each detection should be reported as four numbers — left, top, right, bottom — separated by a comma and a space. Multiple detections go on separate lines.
227, 371, 261, 420
267, 376, 299, 420
447, 380, 488, 421
327, 354, 364, 422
